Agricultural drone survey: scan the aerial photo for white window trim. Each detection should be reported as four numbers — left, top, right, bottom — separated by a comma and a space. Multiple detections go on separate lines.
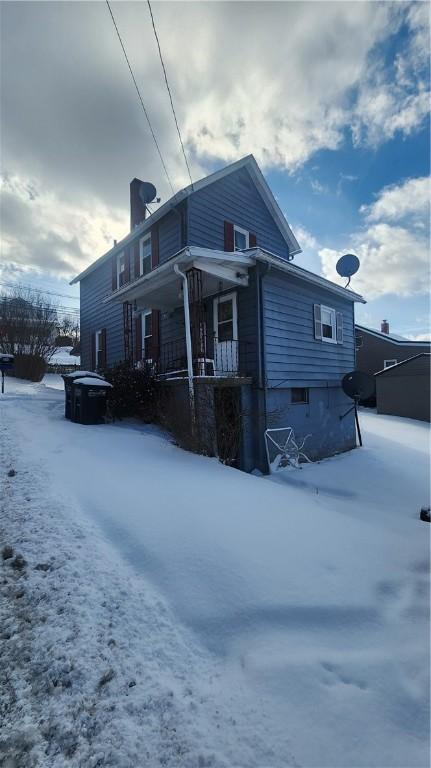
320, 304, 337, 344
233, 225, 249, 251
139, 233, 152, 277
95, 329, 104, 368
117, 251, 126, 285
384, 359, 398, 368
213, 292, 238, 341
141, 309, 152, 360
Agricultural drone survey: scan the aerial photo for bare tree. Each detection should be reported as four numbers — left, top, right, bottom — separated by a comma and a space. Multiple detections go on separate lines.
0, 288, 59, 380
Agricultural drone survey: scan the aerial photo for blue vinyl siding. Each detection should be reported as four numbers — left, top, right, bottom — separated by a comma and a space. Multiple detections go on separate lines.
159, 209, 182, 264
188, 167, 289, 258
263, 271, 355, 387
80, 258, 124, 369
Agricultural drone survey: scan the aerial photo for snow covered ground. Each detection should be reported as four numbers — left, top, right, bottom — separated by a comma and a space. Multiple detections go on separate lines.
49, 347, 80, 366
1, 375, 429, 768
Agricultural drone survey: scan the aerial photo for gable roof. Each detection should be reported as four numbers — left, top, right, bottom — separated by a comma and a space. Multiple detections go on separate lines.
355, 324, 431, 347
375, 353, 431, 376
70, 155, 301, 285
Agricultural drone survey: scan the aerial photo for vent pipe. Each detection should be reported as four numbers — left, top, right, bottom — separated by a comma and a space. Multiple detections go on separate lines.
381, 320, 389, 334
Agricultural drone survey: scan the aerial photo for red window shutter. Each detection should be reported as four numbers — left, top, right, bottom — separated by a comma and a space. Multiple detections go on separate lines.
135, 316, 142, 361
133, 241, 140, 279
91, 332, 96, 370
151, 310, 160, 360
101, 328, 107, 368
249, 232, 257, 247
151, 226, 159, 269
111, 254, 117, 291
224, 221, 234, 252
124, 250, 130, 283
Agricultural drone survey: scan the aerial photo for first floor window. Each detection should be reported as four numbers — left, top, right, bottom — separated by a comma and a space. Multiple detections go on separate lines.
234, 225, 249, 251
291, 387, 309, 404
384, 359, 397, 368
139, 234, 152, 277
321, 305, 336, 342
117, 252, 126, 286
142, 310, 152, 359
95, 329, 105, 368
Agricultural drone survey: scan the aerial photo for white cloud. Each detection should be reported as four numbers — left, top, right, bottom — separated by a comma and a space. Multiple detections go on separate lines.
0, 174, 128, 279
405, 333, 430, 342
360, 177, 429, 223
319, 176, 430, 299
351, 3, 430, 147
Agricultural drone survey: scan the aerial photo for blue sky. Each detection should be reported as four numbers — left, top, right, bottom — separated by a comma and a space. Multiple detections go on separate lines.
1, 1, 429, 338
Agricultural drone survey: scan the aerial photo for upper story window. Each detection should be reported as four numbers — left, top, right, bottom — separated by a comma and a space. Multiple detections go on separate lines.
117, 252, 127, 287
140, 233, 152, 277
234, 225, 249, 251
314, 304, 343, 344
321, 305, 337, 343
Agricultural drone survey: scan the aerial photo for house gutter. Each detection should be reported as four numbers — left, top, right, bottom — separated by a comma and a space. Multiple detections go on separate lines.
173, 263, 195, 423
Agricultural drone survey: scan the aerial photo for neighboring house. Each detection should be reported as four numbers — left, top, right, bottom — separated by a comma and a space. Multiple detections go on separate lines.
355, 322, 430, 375
375, 354, 430, 422
71, 155, 365, 471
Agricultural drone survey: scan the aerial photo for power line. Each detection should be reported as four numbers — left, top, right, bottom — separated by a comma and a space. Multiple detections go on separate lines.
105, 0, 176, 197
0, 281, 79, 302
146, 0, 194, 190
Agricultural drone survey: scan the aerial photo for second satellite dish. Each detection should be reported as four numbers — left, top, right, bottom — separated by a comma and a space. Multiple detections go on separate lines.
336, 253, 360, 287
139, 182, 157, 205
342, 370, 375, 402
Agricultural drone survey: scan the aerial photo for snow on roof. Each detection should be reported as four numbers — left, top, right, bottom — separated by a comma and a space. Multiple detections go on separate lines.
73, 377, 112, 387
356, 324, 431, 345
70, 155, 301, 285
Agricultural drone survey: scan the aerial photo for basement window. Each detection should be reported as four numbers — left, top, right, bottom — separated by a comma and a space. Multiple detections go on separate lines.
291, 388, 309, 404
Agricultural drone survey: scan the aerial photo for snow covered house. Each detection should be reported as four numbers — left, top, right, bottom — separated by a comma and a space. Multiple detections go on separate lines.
71, 155, 365, 471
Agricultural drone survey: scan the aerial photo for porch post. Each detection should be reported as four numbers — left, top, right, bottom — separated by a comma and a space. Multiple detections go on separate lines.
174, 265, 195, 421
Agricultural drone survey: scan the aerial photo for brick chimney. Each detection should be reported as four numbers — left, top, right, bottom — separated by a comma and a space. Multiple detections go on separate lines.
130, 178, 147, 231
381, 319, 389, 334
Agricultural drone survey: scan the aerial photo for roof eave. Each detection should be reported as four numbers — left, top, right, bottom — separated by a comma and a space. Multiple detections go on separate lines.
254, 249, 365, 303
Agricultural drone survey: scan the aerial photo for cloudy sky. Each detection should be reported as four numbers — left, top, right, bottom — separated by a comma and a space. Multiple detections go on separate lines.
1, 1, 429, 337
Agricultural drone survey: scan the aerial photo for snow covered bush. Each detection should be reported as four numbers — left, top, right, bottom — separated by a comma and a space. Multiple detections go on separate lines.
101, 361, 160, 422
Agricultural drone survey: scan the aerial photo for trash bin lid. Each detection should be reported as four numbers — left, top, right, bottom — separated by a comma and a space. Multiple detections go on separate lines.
65, 370, 104, 380
72, 377, 113, 387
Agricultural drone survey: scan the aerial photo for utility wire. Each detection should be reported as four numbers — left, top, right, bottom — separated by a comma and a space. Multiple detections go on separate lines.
146, 0, 194, 190
105, 0, 176, 197
0, 281, 79, 301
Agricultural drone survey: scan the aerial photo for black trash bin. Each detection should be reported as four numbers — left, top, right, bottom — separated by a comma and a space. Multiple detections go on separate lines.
62, 370, 102, 419
71, 377, 113, 425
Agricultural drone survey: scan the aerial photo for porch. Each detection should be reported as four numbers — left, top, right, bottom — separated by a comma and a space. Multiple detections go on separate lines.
106, 246, 257, 383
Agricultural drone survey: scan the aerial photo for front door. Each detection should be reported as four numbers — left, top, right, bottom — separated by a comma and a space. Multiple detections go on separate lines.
213, 293, 238, 375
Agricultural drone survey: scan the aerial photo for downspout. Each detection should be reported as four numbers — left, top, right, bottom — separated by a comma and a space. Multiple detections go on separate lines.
256, 259, 271, 468
174, 263, 195, 422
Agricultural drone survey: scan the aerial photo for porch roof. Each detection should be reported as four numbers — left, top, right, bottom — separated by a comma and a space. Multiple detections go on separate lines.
104, 245, 365, 310
104, 246, 253, 310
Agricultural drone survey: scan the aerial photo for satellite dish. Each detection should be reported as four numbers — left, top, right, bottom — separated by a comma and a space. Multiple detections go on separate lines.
336, 253, 360, 287
342, 370, 375, 402
139, 182, 157, 205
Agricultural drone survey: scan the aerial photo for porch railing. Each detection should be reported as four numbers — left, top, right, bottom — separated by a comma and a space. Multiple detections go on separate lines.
139, 338, 254, 378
